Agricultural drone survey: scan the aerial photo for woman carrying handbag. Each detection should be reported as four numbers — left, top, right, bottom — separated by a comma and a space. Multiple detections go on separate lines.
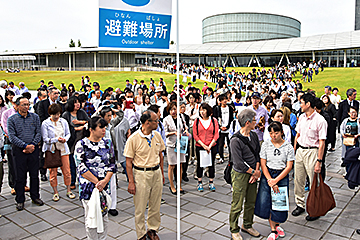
42, 104, 75, 201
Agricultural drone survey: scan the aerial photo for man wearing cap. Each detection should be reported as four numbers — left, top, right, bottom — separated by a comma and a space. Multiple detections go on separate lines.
87, 82, 103, 99
19, 82, 29, 95
150, 87, 163, 105
247, 92, 268, 144
8, 82, 20, 95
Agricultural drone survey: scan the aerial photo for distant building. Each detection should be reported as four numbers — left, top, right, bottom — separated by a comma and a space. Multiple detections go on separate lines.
356, 0, 360, 30
202, 13, 301, 44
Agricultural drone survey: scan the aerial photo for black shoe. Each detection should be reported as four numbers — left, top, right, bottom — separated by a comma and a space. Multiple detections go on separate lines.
57, 171, 62, 176
16, 202, 24, 211
108, 209, 118, 216
32, 199, 44, 206
182, 176, 189, 182
161, 198, 166, 204
341, 162, 346, 167
328, 148, 335, 152
292, 206, 305, 216
305, 215, 320, 221
356, 229, 360, 235
41, 174, 47, 181
169, 187, 176, 195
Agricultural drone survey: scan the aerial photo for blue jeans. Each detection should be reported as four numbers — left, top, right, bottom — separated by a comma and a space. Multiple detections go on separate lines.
254, 168, 289, 223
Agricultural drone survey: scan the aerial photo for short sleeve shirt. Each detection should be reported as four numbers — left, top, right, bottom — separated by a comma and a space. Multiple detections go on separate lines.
345, 120, 358, 135
260, 140, 295, 170
124, 130, 166, 168
295, 111, 328, 147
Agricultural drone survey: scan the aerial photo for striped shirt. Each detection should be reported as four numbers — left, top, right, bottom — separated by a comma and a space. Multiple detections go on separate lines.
8, 112, 42, 149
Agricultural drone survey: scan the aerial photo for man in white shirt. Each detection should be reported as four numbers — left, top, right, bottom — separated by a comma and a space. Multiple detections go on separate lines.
8, 82, 20, 95
19, 82, 29, 95
90, 90, 102, 110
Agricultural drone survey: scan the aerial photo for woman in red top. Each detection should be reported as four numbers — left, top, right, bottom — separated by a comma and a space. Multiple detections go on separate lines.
193, 103, 219, 192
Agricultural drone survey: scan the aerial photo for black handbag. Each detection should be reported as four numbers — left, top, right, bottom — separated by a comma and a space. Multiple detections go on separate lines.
43, 144, 62, 169
224, 161, 233, 184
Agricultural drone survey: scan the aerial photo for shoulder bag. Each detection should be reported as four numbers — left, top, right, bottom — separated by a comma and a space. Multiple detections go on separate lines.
306, 173, 336, 217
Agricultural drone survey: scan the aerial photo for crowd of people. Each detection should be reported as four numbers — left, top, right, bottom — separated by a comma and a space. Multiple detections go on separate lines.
0, 61, 359, 240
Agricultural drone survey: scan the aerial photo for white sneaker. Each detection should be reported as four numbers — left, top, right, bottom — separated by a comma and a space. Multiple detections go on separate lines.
267, 232, 278, 240
217, 158, 224, 164
231, 232, 243, 240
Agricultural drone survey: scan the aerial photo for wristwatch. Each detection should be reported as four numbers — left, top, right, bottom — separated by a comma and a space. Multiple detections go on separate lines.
251, 169, 255, 175
317, 159, 323, 163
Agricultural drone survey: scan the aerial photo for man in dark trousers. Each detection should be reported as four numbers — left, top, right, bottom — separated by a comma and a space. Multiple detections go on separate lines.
337, 88, 359, 125
36, 87, 60, 181
337, 88, 359, 165
8, 96, 43, 211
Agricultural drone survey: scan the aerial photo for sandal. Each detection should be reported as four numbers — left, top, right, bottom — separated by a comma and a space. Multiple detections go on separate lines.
67, 192, 76, 199
52, 193, 60, 202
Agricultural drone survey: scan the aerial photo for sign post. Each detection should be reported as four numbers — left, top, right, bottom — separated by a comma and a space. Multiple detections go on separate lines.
99, 0, 172, 49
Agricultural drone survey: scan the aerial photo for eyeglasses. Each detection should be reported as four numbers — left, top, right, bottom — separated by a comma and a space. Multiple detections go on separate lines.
20, 104, 30, 107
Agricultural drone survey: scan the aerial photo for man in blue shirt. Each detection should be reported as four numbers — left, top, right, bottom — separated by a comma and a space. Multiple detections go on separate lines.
8, 96, 43, 211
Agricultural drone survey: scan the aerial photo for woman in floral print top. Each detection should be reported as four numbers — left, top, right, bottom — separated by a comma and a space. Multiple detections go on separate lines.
74, 117, 117, 201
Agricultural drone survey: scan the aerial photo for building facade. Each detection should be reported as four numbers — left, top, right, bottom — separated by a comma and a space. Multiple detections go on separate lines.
202, 13, 301, 44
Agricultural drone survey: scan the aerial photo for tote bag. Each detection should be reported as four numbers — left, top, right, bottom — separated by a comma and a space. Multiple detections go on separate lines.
306, 173, 336, 217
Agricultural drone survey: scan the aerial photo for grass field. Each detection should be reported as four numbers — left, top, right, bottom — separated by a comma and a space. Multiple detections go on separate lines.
1, 67, 360, 99
0, 71, 216, 93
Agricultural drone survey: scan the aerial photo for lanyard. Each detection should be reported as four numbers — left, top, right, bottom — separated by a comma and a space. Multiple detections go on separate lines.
145, 133, 154, 148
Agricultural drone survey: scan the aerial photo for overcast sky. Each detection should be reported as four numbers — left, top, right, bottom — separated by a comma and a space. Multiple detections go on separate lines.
0, 0, 356, 51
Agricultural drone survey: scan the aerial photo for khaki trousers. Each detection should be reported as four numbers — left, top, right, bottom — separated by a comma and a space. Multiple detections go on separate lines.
294, 148, 318, 209
133, 168, 163, 239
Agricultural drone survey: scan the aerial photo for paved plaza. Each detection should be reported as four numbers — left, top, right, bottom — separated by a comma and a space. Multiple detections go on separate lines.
1, 133, 360, 240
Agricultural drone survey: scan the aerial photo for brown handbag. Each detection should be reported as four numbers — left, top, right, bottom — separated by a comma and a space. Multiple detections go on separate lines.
343, 136, 356, 146
306, 173, 336, 217
43, 144, 62, 169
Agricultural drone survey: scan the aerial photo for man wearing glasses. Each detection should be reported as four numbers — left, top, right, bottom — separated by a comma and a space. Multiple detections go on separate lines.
8, 96, 43, 211
124, 110, 165, 240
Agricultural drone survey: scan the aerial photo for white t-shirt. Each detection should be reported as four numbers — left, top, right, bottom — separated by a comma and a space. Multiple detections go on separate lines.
199, 118, 211, 129
221, 106, 229, 133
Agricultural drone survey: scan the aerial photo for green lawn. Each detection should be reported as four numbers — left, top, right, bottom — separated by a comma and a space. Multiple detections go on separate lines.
0, 67, 360, 100
0, 71, 216, 93
210, 67, 360, 100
